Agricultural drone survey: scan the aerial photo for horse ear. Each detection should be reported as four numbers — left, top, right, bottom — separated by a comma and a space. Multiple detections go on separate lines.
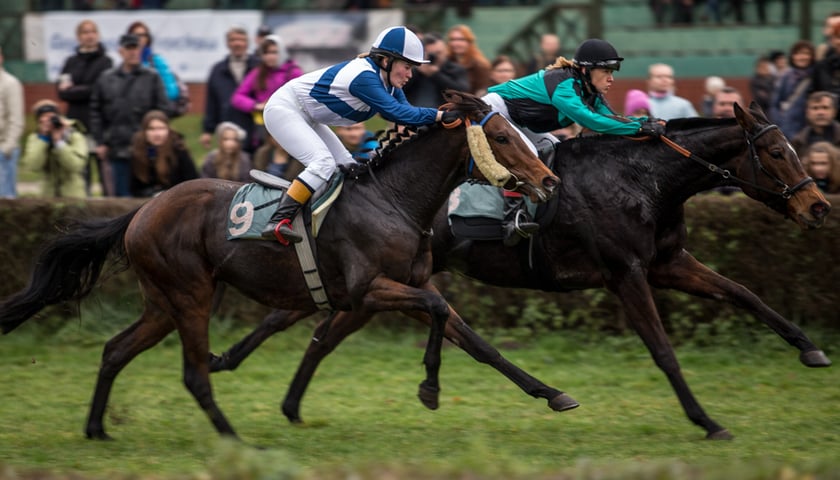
748, 100, 770, 123
442, 89, 465, 105
733, 102, 756, 131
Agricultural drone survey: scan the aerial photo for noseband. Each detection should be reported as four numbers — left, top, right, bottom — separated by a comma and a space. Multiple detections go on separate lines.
661, 123, 814, 201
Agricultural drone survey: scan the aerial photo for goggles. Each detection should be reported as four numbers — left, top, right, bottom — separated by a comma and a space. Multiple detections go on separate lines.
593, 59, 622, 71
578, 59, 622, 72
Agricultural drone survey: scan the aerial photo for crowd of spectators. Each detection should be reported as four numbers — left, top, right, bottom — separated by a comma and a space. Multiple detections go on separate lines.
2, 8, 840, 199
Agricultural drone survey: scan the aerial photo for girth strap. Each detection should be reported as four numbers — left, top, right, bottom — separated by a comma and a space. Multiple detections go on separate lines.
292, 214, 332, 310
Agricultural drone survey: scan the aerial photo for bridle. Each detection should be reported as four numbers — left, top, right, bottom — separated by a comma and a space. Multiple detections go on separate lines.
660, 123, 814, 201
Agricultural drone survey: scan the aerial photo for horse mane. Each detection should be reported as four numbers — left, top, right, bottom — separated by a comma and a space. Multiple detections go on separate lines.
665, 116, 737, 133
342, 90, 490, 179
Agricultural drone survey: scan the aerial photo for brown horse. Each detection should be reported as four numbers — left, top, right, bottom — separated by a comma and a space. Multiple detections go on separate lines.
0, 92, 558, 440
209, 102, 832, 439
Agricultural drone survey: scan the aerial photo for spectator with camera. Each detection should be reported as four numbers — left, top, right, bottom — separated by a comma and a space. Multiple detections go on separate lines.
403, 31, 469, 108
21, 100, 88, 198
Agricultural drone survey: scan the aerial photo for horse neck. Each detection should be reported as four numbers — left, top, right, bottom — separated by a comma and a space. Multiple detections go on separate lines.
654, 123, 747, 202
367, 127, 467, 227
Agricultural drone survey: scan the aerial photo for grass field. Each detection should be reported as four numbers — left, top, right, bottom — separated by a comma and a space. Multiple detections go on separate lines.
1, 317, 838, 479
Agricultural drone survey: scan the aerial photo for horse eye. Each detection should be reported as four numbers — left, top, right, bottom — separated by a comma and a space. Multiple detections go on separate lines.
494, 135, 508, 144
769, 150, 784, 160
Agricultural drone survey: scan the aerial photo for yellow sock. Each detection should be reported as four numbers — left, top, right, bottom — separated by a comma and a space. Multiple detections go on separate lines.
286, 179, 313, 204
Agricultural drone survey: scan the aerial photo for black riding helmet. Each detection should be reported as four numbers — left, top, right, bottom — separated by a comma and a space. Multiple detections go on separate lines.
573, 38, 623, 71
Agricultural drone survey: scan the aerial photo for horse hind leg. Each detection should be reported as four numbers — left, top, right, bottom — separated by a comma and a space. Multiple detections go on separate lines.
282, 310, 373, 423
609, 266, 731, 440
86, 305, 174, 440
209, 309, 314, 372
172, 299, 239, 438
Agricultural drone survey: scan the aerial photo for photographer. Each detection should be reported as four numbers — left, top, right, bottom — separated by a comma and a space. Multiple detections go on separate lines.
21, 100, 88, 198
403, 32, 470, 108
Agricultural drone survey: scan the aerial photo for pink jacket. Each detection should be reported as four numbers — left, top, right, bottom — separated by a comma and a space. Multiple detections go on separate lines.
231, 61, 303, 112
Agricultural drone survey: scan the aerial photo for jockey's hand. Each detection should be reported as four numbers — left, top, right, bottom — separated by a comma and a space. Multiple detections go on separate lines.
638, 120, 666, 137
439, 110, 461, 124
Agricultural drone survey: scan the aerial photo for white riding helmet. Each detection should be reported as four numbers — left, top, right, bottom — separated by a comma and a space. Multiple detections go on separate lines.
370, 26, 429, 66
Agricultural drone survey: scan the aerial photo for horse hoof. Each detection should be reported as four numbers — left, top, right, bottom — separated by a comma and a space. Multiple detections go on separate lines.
706, 429, 733, 440
548, 393, 580, 412
800, 350, 831, 368
417, 383, 440, 410
86, 430, 113, 441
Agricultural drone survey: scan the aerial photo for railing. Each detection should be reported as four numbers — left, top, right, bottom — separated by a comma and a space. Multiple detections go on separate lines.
495, 3, 599, 66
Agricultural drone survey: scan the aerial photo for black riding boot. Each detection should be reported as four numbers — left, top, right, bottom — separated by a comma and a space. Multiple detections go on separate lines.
502, 195, 539, 247
261, 194, 305, 244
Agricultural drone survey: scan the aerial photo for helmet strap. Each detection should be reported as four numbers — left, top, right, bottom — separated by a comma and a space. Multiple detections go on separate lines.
379, 55, 394, 88
371, 53, 392, 85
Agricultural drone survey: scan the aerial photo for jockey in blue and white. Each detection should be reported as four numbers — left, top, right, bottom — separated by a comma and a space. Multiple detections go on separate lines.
261, 26, 457, 244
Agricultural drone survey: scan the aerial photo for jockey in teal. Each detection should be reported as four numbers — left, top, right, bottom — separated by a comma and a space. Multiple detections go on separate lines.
483, 38, 664, 245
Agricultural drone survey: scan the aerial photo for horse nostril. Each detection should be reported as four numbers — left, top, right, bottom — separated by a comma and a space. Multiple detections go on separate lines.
811, 202, 831, 219
543, 176, 560, 189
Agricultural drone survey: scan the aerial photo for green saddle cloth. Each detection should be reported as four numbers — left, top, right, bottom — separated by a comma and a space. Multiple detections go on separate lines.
226, 183, 284, 240
226, 172, 344, 241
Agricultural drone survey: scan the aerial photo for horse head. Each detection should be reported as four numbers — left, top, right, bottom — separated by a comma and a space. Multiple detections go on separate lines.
442, 90, 559, 203
733, 101, 830, 229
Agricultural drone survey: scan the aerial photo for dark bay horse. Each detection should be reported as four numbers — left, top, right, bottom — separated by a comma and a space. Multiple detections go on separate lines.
0, 92, 558, 440
210, 102, 832, 439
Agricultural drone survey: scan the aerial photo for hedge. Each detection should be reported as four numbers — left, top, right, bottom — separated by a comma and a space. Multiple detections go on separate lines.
1, 194, 837, 342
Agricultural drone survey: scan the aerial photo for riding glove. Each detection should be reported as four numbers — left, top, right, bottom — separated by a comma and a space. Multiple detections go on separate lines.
638, 120, 666, 137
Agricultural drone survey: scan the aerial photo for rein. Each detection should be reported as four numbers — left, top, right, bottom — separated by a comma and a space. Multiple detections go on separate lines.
660, 124, 814, 200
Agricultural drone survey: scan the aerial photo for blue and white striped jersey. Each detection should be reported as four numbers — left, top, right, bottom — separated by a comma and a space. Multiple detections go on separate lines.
286, 56, 439, 127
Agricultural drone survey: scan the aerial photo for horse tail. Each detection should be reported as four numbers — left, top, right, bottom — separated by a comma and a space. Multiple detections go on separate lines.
0, 208, 140, 334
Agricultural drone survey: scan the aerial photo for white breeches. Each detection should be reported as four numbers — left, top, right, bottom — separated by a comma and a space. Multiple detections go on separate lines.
482, 92, 559, 155
263, 87, 356, 191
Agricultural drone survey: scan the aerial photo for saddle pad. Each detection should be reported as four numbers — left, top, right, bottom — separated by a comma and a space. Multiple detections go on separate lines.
227, 171, 346, 241
227, 183, 284, 240
311, 172, 343, 237
447, 182, 536, 222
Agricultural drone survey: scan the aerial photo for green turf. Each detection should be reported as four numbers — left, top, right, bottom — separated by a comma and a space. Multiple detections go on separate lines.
1, 320, 838, 479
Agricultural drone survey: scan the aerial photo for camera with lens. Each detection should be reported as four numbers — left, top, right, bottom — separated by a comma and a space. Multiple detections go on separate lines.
50, 115, 63, 129
427, 53, 438, 64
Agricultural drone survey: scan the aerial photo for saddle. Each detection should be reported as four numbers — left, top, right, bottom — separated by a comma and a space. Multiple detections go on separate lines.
447, 182, 539, 241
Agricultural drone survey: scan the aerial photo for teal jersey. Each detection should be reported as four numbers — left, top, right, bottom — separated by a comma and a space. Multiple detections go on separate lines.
489, 69, 642, 136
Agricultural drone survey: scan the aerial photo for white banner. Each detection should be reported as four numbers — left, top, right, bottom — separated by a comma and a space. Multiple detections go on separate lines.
40, 10, 262, 82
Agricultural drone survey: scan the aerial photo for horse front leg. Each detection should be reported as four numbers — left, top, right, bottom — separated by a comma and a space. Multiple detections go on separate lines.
361, 277, 450, 410
401, 308, 579, 412
209, 309, 316, 372
608, 265, 731, 440
649, 249, 830, 367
